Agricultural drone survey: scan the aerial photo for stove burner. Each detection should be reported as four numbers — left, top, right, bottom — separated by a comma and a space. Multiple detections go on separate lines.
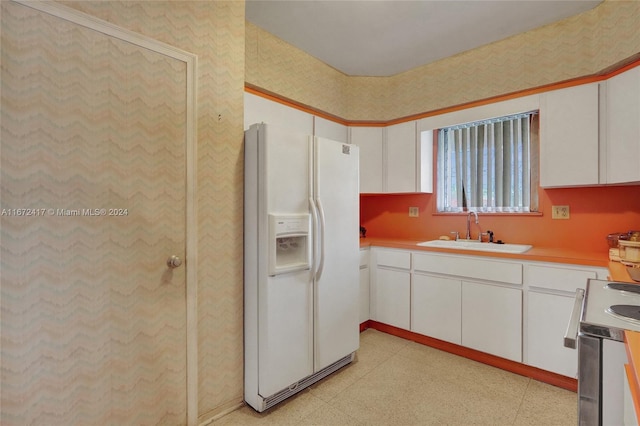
606, 283, 640, 294
607, 304, 640, 322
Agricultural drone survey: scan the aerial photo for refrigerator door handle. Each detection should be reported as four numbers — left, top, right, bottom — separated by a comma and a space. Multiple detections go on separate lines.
315, 197, 326, 281
309, 197, 320, 277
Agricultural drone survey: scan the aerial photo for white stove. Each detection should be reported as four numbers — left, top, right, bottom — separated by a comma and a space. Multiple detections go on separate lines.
581, 280, 640, 341
565, 279, 640, 425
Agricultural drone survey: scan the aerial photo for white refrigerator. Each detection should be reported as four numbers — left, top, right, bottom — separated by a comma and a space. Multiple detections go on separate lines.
244, 123, 360, 412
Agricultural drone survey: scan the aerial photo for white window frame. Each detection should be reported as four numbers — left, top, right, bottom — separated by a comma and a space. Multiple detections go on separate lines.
436, 112, 539, 213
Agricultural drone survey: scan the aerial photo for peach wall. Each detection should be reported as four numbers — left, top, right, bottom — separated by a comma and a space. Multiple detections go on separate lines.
360, 185, 640, 253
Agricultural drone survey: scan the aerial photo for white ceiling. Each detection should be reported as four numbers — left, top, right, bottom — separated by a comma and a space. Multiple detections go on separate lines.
246, 0, 603, 77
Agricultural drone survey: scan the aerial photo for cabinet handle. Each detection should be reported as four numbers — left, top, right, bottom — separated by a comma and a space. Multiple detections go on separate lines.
563, 288, 585, 349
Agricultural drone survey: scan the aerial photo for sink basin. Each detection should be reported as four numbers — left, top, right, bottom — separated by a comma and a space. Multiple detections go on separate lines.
417, 239, 532, 254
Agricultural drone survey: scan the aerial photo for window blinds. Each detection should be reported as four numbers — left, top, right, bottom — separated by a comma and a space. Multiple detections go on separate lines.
437, 112, 538, 213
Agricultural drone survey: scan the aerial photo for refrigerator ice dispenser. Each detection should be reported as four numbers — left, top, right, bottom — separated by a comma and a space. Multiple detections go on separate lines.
269, 214, 310, 276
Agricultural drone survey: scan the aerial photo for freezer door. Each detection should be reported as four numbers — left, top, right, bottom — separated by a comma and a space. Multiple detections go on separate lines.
313, 137, 360, 371
246, 123, 315, 400
258, 272, 314, 397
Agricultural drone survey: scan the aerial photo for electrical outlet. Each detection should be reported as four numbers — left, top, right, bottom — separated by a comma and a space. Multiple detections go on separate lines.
409, 207, 419, 217
552, 205, 570, 219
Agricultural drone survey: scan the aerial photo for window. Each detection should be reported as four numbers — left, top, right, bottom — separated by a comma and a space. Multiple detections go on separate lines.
437, 112, 539, 213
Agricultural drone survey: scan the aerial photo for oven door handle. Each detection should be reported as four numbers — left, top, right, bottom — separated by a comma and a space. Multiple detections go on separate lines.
564, 288, 585, 349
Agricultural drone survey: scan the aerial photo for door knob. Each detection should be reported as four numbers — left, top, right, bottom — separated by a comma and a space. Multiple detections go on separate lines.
167, 255, 182, 269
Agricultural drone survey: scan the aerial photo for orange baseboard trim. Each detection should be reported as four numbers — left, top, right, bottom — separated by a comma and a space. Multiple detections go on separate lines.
359, 320, 372, 333
364, 320, 578, 393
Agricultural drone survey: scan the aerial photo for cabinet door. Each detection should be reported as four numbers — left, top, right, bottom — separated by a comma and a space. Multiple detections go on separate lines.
412, 274, 461, 344
350, 127, 383, 193
373, 268, 410, 330
315, 116, 348, 143
527, 291, 577, 377
359, 266, 370, 323
606, 66, 640, 184
386, 121, 417, 193
462, 281, 522, 362
359, 247, 370, 324
244, 92, 313, 134
540, 83, 600, 187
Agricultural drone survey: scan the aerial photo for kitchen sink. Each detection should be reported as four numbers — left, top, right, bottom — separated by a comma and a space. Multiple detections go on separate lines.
417, 239, 532, 254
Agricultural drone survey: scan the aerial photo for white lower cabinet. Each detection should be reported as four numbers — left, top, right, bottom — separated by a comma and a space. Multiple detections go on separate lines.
412, 252, 523, 361
367, 247, 610, 377
359, 248, 370, 324
461, 281, 522, 362
411, 274, 461, 344
523, 263, 608, 377
374, 268, 410, 329
527, 291, 577, 377
371, 248, 411, 330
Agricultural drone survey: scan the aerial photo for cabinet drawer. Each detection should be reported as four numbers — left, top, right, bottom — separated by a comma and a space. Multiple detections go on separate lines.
375, 249, 411, 270
413, 253, 522, 285
526, 264, 599, 293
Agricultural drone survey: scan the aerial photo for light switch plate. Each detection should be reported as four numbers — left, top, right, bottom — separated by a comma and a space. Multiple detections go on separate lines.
552, 205, 570, 219
409, 207, 419, 217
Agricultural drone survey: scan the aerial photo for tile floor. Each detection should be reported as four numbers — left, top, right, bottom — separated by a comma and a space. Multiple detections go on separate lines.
215, 329, 577, 425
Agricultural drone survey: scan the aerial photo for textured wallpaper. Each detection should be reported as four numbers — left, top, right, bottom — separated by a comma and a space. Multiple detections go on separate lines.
2, 0, 246, 423
60, 0, 247, 421
246, 0, 640, 122
246, 22, 350, 119
1, 2, 189, 424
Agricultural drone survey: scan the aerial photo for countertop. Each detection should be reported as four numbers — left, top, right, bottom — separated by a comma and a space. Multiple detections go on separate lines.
360, 237, 638, 283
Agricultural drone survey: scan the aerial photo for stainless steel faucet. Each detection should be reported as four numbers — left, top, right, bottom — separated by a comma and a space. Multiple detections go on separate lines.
466, 211, 478, 240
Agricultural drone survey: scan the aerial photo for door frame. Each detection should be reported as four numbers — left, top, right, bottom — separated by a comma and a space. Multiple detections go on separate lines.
11, 1, 199, 424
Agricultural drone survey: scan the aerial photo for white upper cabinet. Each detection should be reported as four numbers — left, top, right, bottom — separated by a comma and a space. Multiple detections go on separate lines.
244, 94, 349, 143
386, 122, 416, 192
539, 65, 640, 187
350, 122, 432, 194
539, 83, 600, 187
386, 122, 433, 193
244, 92, 313, 134
349, 126, 384, 193
314, 116, 348, 143
604, 65, 640, 184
